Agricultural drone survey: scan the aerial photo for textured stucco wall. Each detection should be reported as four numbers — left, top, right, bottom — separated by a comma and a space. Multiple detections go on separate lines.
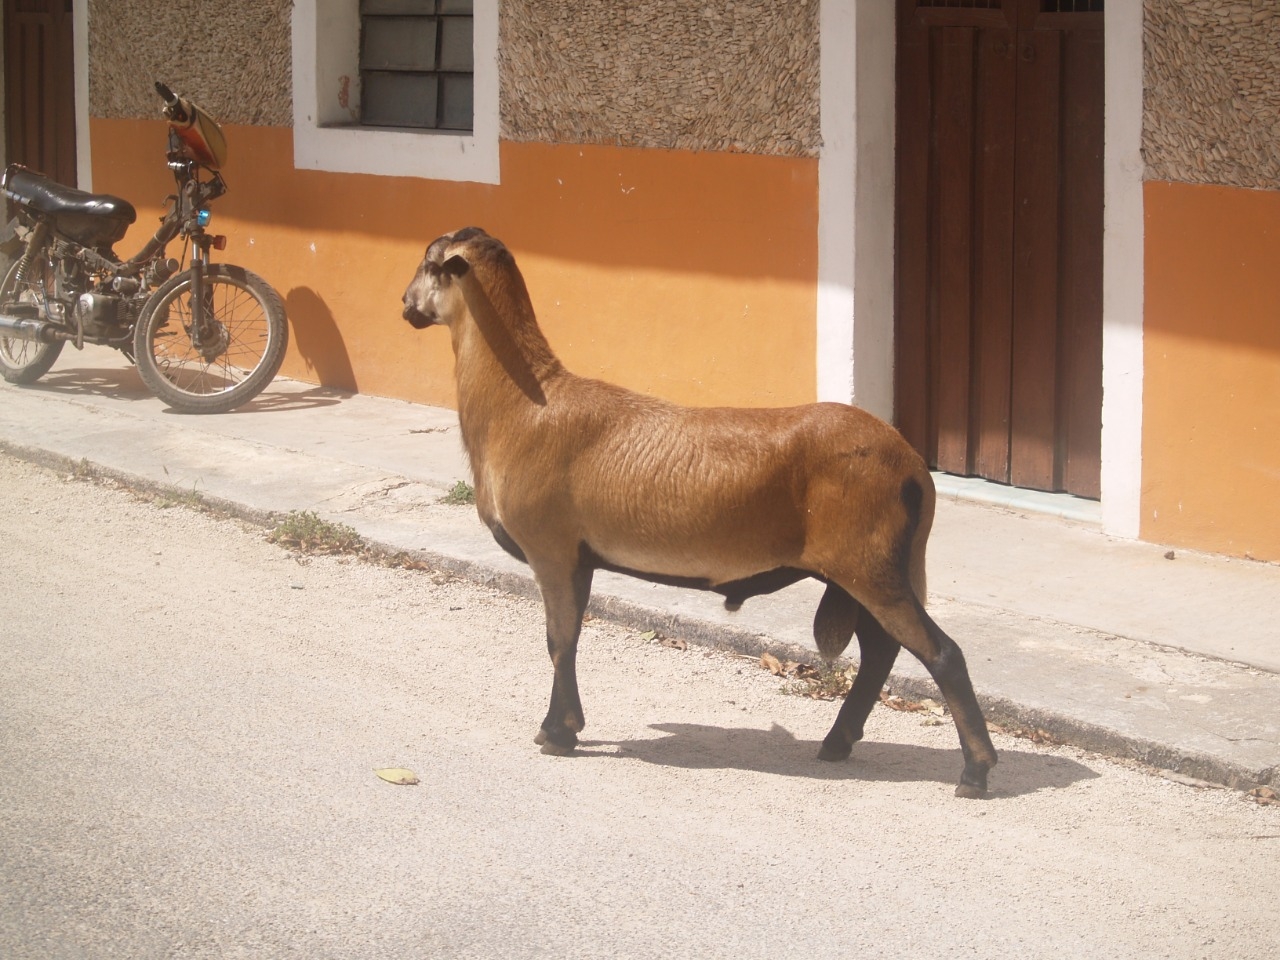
499, 0, 821, 157
1143, 0, 1280, 189
87, 0, 820, 157
87, 0, 292, 126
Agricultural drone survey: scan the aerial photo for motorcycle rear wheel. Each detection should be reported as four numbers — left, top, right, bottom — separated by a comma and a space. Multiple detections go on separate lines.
133, 263, 288, 414
0, 260, 65, 384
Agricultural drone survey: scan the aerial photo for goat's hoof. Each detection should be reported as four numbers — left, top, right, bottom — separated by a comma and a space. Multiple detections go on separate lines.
816, 737, 853, 762
536, 726, 578, 756
954, 768, 989, 799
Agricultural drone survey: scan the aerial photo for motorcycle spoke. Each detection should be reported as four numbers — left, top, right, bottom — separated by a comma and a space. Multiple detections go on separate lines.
149, 277, 274, 397
135, 262, 287, 414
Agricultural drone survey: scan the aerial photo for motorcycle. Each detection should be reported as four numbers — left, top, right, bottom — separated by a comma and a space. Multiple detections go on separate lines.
0, 82, 288, 414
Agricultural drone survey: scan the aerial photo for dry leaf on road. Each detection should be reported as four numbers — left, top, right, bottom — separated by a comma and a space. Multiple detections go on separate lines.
760, 651, 784, 676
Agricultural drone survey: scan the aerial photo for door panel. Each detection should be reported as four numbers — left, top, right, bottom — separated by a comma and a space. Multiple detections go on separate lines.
894, 0, 1103, 498
1009, 25, 1063, 491
932, 25, 979, 475
4, 0, 77, 186
969, 27, 1017, 483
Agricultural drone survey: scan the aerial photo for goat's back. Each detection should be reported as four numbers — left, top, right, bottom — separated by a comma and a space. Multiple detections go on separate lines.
488, 374, 931, 586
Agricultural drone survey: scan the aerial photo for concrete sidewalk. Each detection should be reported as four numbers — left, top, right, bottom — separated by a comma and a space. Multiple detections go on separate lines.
2, 346, 1277, 791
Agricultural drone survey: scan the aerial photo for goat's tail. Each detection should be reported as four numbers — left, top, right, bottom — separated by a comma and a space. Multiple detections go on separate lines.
902, 472, 934, 608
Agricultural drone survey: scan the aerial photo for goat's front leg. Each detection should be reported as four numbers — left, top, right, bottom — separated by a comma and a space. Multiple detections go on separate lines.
531, 558, 595, 755
818, 601, 900, 762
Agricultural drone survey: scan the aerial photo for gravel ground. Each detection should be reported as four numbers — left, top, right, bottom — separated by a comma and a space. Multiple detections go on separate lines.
0, 454, 1276, 959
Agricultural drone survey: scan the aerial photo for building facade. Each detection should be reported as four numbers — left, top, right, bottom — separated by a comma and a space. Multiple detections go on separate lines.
4, 0, 1278, 562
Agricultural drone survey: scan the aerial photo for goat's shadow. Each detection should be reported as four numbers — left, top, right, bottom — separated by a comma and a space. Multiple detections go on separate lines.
574, 721, 1097, 798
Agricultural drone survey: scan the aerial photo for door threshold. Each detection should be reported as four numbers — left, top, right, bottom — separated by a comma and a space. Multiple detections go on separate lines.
931, 472, 1102, 525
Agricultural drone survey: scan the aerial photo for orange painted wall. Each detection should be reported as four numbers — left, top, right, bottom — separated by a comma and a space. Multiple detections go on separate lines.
88, 120, 818, 410
1143, 180, 1280, 561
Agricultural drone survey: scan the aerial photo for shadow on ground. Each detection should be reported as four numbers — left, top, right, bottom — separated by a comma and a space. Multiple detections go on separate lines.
27, 364, 348, 414
578, 721, 1099, 798
31, 364, 150, 401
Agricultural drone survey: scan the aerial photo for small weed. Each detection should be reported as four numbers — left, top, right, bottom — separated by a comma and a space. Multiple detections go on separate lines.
781, 662, 859, 701
441, 480, 476, 506
268, 510, 364, 555
156, 486, 204, 510
759, 651, 858, 700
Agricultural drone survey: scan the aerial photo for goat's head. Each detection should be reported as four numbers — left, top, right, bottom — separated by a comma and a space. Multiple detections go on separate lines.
401, 226, 490, 329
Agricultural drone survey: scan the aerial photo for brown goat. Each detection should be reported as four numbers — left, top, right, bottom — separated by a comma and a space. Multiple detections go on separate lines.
402, 227, 997, 798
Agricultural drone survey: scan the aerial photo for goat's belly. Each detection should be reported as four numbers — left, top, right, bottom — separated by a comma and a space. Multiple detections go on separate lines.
589, 539, 780, 586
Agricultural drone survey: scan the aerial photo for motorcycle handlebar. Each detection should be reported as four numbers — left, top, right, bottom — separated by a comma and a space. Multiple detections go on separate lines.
155, 81, 188, 123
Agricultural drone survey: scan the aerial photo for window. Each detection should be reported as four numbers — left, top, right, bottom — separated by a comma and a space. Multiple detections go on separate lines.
360, 0, 474, 131
291, 0, 498, 183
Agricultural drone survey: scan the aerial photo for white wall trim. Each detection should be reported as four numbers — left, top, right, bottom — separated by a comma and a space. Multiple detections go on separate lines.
74, 0, 92, 189
0, 12, 5, 170
1100, 5, 1145, 538
291, 0, 499, 184
817, 1, 857, 406
817, 0, 896, 421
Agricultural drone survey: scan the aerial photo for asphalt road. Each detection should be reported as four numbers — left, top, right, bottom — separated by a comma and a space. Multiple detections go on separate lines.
1, 454, 1277, 959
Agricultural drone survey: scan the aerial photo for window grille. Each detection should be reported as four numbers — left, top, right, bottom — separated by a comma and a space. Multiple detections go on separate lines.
917, 1, 1003, 7
915, 0, 1103, 8
359, 0, 474, 131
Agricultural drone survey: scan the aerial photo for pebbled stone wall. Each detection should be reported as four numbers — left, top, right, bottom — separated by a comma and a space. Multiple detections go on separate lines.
498, 0, 821, 157
87, 0, 292, 126
88, 0, 820, 158
1144, 0, 1280, 190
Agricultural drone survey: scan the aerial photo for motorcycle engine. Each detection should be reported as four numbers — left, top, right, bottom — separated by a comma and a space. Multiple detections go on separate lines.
74, 292, 121, 335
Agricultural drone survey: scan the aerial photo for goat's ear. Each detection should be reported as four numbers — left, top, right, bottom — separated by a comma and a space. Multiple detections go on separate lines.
442, 254, 470, 278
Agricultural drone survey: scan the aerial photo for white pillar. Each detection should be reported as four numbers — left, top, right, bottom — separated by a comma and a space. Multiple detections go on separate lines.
1101, 3, 1145, 538
817, 0, 896, 421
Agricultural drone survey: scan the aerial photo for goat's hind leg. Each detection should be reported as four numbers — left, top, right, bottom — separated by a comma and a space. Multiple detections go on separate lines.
871, 598, 997, 798
531, 558, 594, 755
816, 593, 900, 762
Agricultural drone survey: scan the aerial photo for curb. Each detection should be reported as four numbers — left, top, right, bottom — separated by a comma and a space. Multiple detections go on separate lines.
7, 441, 1274, 794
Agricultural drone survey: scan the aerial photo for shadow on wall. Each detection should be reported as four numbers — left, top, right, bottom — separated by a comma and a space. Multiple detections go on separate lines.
286, 287, 357, 393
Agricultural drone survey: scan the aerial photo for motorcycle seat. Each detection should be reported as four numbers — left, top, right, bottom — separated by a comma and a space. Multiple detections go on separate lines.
2, 165, 137, 247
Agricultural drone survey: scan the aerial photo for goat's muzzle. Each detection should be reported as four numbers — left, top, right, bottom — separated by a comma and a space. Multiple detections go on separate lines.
403, 303, 436, 329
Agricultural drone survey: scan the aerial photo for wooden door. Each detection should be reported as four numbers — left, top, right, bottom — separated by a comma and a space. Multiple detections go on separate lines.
894, 0, 1103, 498
4, 0, 77, 186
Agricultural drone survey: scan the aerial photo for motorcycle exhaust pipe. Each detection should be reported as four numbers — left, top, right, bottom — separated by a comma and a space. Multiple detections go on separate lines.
0, 313, 67, 344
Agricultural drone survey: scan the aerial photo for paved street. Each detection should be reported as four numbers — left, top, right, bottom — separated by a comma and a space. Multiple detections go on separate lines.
1, 454, 1277, 959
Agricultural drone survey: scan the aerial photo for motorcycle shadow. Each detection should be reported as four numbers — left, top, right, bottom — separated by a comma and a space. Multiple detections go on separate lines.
28, 364, 348, 414
215, 386, 349, 414
31, 364, 151, 402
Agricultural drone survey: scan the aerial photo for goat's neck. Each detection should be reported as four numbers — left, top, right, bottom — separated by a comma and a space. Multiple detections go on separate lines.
451, 281, 562, 465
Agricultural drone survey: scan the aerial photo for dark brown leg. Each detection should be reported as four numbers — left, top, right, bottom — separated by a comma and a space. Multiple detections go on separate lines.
871, 597, 998, 798
532, 559, 594, 755
818, 604, 900, 761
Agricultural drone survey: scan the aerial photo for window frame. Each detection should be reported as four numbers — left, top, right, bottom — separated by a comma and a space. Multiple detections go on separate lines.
291, 0, 498, 184
359, 2, 475, 132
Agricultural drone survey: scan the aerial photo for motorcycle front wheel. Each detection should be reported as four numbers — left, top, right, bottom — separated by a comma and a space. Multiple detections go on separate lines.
134, 263, 288, 414
0, 260, 65, 384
